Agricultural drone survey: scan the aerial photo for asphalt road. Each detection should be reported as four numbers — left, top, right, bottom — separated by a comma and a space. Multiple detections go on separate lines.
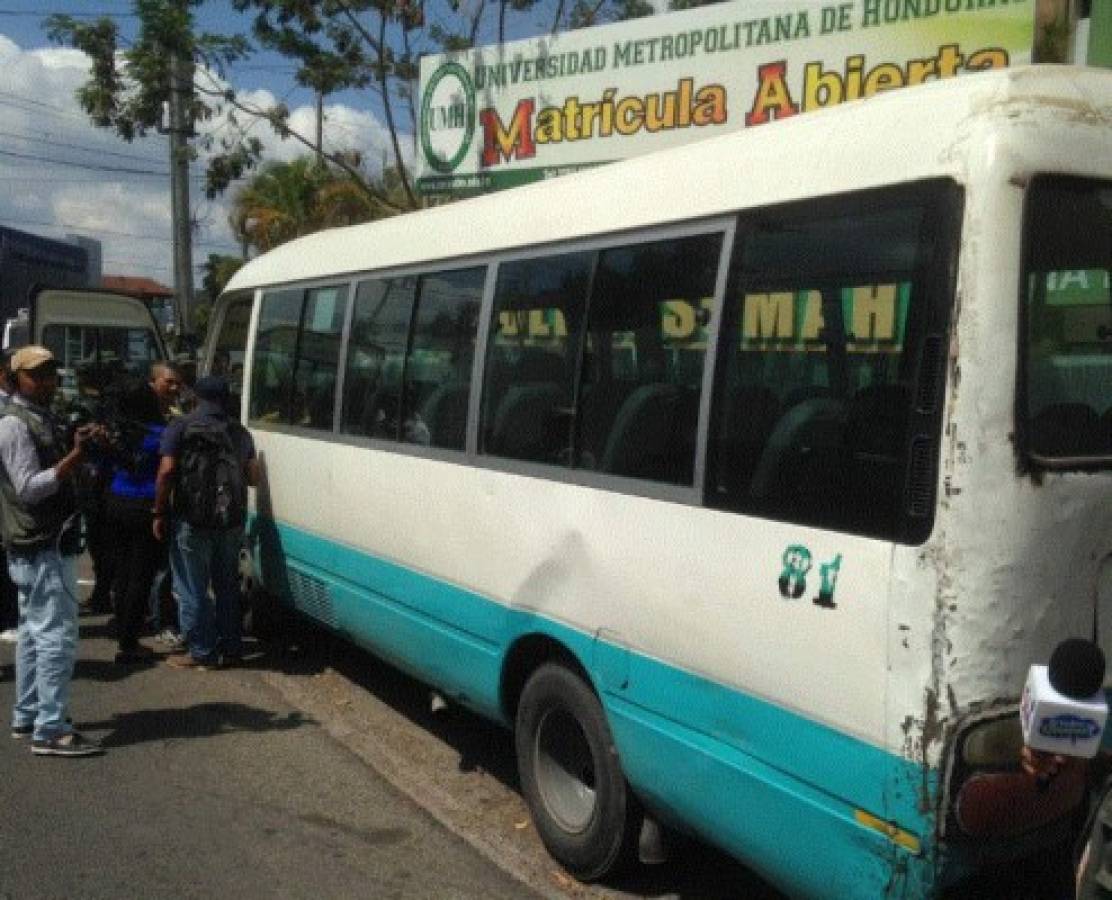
0, 609, 541, 900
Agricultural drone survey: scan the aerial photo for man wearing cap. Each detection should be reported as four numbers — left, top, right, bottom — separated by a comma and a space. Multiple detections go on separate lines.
153, 375, 257, 669
0, 345, 104, 756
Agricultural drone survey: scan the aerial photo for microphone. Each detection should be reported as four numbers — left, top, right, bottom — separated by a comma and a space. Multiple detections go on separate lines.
1021, 639, 1108, 759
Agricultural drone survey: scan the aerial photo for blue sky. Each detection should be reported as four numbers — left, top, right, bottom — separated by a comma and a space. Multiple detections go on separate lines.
0, 1, 453, 289
0, 0, 673, 291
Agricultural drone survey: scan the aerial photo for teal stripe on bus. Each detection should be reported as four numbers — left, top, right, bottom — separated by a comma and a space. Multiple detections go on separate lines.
250, 516, 943, 896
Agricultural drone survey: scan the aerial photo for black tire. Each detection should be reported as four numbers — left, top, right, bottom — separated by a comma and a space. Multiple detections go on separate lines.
515, 662, 640, 882
1078, 778, 1112, 899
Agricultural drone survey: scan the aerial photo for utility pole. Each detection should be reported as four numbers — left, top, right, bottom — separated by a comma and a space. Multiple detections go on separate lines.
168, 50, 195, 338
315, 89, 324, 167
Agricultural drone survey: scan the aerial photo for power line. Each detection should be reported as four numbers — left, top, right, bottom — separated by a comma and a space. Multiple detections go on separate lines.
0, 147, 168, 176
0, 93, 102, 126
2, 212, 239, 248
0, 9, 138, 18
0, 129, 165, 165
0, 215, 239, 250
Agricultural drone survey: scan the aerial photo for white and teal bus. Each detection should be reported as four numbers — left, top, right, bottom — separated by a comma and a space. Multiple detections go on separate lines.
206, 65, 1112, 897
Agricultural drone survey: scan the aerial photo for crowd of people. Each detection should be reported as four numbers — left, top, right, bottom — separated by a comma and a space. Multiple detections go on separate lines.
0, 345, 256, 757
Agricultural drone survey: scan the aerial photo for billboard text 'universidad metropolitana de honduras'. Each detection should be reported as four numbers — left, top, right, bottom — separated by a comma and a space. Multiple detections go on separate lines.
416, 0, 1034, 194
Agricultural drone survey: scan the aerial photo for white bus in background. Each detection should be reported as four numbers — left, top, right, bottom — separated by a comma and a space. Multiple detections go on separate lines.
204, 66, 1112, 897
4, 287, 169, 403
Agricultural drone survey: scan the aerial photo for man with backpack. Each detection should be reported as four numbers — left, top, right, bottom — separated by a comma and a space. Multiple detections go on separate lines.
152, 375, 257, 669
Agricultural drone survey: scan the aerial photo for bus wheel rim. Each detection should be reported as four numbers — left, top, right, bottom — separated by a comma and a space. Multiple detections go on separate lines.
534, 705, 597, 834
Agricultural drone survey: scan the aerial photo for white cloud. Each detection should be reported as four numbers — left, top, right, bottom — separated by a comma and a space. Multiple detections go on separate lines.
0, 34, 395, 299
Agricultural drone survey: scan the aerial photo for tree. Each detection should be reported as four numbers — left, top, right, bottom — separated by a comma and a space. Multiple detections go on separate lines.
47, 0, 657, 215
200, 253, 245, 301
229, 155, 400, 255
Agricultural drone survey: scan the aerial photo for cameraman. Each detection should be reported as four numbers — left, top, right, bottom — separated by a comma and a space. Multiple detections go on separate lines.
104, 362, 181, 664
0, 345, 104, 756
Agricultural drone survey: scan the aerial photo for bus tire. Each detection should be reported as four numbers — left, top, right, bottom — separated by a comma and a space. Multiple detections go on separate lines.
1078, 777, 1112, 899
515, 662, 639, 882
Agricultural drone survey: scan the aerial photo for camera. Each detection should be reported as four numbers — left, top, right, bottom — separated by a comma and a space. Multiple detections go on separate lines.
62, 400, 147, 469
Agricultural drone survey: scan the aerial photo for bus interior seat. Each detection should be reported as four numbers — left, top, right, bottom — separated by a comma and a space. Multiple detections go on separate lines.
305, 374, 337, 429
488, 382, 564, 461
600, 383, 694, 483
749, 396, 848, 505
713, 384, 781, 501
1030, 402, 1103, 456
577, 379, 639, 468
483, 348, 565, 418
421, 382, 470, 450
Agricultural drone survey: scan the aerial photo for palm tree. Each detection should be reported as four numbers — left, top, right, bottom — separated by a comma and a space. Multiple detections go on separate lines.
231, 156, 413, 256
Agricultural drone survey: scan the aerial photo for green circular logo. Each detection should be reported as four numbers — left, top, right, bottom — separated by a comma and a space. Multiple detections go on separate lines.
420, 62, 476, 175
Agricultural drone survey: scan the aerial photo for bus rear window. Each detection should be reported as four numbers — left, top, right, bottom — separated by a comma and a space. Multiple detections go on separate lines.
1023, 177, 1112, 464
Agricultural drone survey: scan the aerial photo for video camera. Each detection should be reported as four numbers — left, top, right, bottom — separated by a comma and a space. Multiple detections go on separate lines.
61, 398, 149, 472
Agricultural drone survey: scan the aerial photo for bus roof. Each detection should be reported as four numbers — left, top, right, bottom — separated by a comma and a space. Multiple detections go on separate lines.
225, 65, 1112, 295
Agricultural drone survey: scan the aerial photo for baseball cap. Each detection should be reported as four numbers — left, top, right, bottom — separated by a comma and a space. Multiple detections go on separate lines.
10, 345, 56, 373
193, 374, 230, 402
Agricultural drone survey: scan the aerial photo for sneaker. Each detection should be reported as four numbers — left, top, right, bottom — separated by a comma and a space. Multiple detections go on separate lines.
217, 653, 243, 669
0, 628, 17, 644
166, 653, 211, 670
31, 731, 103, 757
154, 630, 185, 652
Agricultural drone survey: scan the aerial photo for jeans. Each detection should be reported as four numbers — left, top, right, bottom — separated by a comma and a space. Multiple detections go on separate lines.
9, 550, 78, 741
148, 567, 170, 632
170, 520, 242, 661
109, 513, 163, 652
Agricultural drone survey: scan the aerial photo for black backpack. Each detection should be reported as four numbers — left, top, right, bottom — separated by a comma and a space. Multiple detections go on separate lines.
173, 418, 246, 529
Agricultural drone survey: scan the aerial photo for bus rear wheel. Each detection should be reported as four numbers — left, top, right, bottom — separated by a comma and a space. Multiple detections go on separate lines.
515, 663, 639, 882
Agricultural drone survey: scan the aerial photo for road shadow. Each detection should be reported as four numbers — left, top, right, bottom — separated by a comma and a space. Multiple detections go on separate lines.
255, 619, 780, 899
80, 701, 312, 749
74, 657, 158, 683
78, 619, 117, 640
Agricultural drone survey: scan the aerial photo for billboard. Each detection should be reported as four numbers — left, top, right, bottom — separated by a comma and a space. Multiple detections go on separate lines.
417, 0, 1035, 195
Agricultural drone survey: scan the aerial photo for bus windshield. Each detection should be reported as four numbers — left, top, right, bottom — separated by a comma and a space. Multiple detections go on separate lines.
1023, 176, 1112, 464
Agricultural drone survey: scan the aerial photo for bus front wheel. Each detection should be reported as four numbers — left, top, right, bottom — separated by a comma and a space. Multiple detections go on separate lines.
515, 663, 639, 882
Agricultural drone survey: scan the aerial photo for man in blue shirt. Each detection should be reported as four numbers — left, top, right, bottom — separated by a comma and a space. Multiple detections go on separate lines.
105, 362, 182, 664
0, 345, 104, 756
154, 376, 257, 669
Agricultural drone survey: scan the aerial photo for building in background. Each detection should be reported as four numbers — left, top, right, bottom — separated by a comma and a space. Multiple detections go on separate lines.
0, 225, 100, 322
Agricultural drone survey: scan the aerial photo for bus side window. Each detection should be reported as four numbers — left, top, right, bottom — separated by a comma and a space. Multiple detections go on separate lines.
708, 198, 931, 541
292, 285, 348, 431
481, 252, 590, 465
340, 278, 415, 441
580, 233, 721, 484
402, 267, 485, 450
250, 288, 303, 424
